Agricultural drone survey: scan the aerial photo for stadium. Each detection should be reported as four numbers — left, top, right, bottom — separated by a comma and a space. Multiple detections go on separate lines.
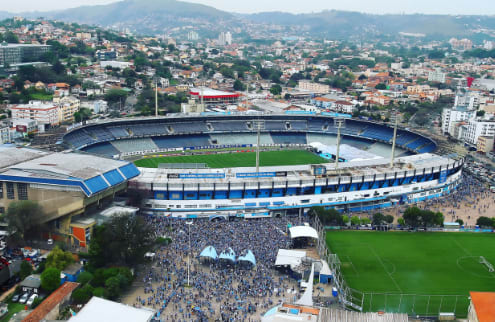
63, 112, 463, 219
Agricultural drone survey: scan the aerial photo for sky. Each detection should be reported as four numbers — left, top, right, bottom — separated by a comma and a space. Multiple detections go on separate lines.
3, 0, 495, 15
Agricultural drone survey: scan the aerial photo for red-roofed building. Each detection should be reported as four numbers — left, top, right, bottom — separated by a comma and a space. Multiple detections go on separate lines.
23, 282, 79, 322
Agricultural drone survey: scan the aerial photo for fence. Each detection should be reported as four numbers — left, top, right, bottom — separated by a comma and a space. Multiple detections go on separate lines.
312, 215, 470, 318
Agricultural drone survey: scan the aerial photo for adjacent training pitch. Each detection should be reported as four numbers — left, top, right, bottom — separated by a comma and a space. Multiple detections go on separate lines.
326, 231, 495, 317
134, 150, 327, 168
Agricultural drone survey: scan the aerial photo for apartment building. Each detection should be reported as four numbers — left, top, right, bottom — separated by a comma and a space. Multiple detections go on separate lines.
10, 101, 60, 126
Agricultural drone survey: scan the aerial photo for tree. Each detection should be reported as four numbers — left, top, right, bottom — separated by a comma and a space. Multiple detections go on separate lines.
270, 84, 282, 96
361, 218, 371, 225
403, 206, 422, 228
372, 213, 385, 226
398, 218, 405, 226
384, 215, 394, 224
41, 268, 61, 293
3, 31, 19, 43
45, 246, 74, 271
476, 216, 494, 228
342, 215, 349, 225
375, 83, 387, 90
74, 108, 92, 123
88, 213, 154, 267
233, 79, 246, 91
19, 261, 33, 280
104, 89, 128, 104
6, 201, 44, 241
350, 216, 361, 226
455, 219, 464, 226
72, 284, 94, 303
76, 271, 94, 285
105, 276, 122, 299
310, 206, 343, 225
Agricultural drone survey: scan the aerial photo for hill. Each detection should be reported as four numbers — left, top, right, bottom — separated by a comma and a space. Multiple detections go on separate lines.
24, 0, 235, 35
3, 0, 495, 39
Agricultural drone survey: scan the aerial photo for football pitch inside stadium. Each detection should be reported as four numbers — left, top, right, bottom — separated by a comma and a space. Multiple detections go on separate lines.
134, 150, 327, 168
326, 231, 495, 317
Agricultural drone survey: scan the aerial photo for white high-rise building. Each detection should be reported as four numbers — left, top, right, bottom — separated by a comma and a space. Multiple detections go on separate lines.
225, 32, 232, 45
218, 32, 232, 46
428, 68, 446, 83
187, 31, 199, 41
463, 120, 495, 146
441, 105, 476, 136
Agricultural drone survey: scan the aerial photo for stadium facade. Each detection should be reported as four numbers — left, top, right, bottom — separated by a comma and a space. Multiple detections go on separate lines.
63, 113, 462, 218
0, 145, 140, 245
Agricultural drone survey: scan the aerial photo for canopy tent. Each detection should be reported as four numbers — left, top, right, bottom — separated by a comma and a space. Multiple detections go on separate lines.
274, 249, 306, 268
318, 260, 332, 284
199, 246, 218, 260
296, 262, 314, 307
144, 252, 156, 260
219, 248, 236, 262
238, 250, 256, 266
289, 226, 319, 240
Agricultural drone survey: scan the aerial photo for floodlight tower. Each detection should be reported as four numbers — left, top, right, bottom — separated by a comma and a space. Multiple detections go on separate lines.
254, 120, 265, 173
334, 118, 346, 170
154, 76, 159, 117
390, 110, 399, 168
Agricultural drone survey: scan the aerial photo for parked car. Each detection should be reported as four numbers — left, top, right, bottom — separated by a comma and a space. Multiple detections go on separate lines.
11, 293, 20, 302
19, 293, 30, 304
26, 294, 38, 307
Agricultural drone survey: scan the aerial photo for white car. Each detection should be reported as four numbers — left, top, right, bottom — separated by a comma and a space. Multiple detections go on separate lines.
26, 294, 38, 306
19, 293, 30, 304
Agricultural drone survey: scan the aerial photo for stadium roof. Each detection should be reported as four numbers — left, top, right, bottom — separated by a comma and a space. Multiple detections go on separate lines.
190, 87, 241, 99
136, 153, 461, 186
289, 226, 319, 239
0, 146, 140, 197
309, 142, 383, 162
69, 296, 155, 322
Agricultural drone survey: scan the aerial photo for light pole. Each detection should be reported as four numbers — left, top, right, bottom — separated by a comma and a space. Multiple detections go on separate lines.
185, 220, 193, 286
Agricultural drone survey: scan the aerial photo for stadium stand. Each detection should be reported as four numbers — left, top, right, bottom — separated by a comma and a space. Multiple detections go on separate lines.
361, 126, 394, 142
83, 142, 120, 157
209, 121, 250, 132
271, 133, 307, 144
288, 120, 308, 131
111, 138, 158, 153
264, 121, 286, 131
63, 115, 437, 156
170, 122, 208, 133
107, 126, 129, 138
152, 135, 211, 149
210, 134, 258, 145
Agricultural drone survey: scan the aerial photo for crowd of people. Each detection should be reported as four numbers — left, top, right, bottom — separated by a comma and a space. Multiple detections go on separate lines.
380, 173, 495, 226
124, 216, 308, 321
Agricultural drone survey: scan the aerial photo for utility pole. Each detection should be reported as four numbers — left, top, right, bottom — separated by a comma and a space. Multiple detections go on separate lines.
390, 110, 399, 168
186, 220, 193, 286
154, 77, 159, 118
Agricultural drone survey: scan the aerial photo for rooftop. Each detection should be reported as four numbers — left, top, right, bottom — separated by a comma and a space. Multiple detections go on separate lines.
68, 296, 154, 322
23, 282, 79, 322
470, 291, 495, 322
190, 87, 240, 98
0, 146, 140, 197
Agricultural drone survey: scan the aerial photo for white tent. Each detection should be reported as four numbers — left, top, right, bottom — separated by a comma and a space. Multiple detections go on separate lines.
274, 249, 306, 267
289, 226, 319, 240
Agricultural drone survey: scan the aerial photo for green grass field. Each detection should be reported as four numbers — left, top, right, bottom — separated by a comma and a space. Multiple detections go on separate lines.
326, 231, 495, 317
134, 150, 327, 168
